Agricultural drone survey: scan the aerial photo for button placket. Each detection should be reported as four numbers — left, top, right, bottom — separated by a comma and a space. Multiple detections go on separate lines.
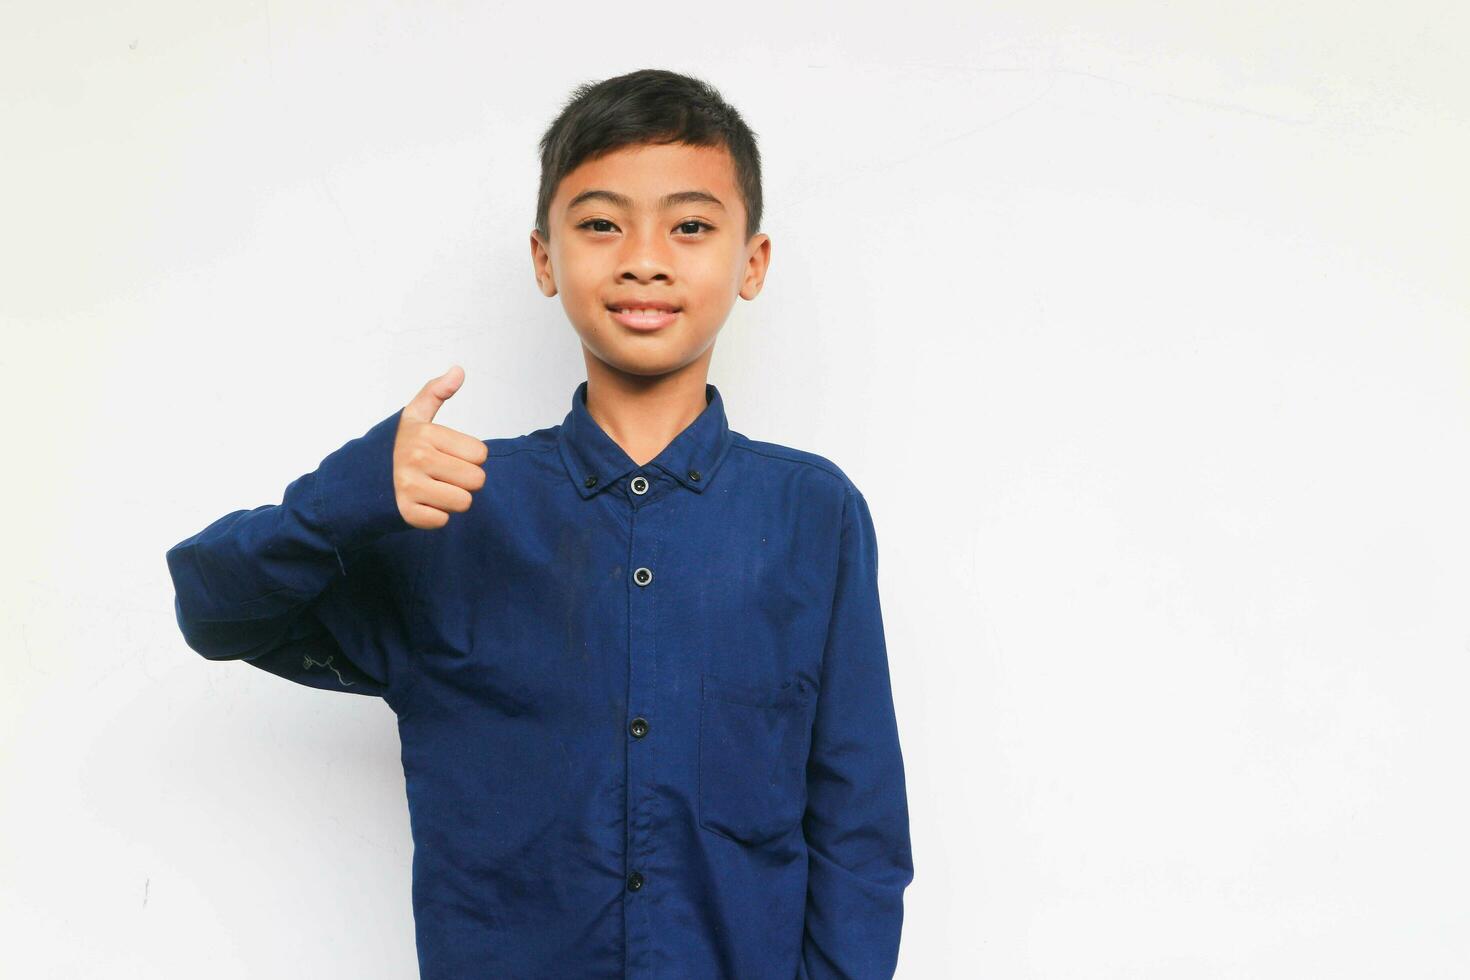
625, 503, 658, 921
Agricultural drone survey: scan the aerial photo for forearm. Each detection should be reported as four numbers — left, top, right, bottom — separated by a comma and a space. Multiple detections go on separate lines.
799, 488, 915, 978
165, 407, 408, 660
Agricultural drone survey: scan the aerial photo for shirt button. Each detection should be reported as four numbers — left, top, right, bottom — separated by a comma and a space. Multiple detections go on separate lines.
583, 475, 598, 488
633, 566, 653, 587
629, 717, 648, 738
630, 475, 649, 495
627, 871, 644, 892
688, 469, 701, 482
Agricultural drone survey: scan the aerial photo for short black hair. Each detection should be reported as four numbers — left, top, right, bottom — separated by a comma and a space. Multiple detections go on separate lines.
535, 69, 763, 244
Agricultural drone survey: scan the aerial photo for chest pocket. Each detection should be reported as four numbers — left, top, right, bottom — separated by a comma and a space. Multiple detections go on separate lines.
698, 672, 815, 846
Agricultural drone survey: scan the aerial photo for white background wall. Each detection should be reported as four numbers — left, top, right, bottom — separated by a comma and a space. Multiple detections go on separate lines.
3, 2, 1467, 977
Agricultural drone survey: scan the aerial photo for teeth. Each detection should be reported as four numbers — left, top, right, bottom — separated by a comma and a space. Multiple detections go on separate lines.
617, 308, 674, 315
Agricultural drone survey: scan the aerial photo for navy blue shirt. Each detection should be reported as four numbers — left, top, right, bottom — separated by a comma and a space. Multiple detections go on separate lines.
165, 380, 914, 979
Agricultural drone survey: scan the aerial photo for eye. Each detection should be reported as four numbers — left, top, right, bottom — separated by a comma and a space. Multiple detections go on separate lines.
575, 218, 715, 236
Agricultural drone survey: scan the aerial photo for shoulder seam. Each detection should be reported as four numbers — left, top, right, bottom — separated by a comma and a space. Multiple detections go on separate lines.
729, 442, 854, 492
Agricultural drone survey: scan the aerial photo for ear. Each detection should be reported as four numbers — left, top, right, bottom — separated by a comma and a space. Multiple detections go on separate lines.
530, 229, 558, 297
739, 233, 771, 301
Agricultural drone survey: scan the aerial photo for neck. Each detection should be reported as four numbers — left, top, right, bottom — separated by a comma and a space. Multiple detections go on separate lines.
582, 358, 711, 467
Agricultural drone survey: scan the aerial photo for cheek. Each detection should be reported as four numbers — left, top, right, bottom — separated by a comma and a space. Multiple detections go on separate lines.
551, 243, 600, 285
689, 253, 742, 293
555, 269, 604, 312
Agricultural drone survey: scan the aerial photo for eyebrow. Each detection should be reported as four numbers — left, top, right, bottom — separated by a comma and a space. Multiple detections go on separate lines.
566, 188, 727, 213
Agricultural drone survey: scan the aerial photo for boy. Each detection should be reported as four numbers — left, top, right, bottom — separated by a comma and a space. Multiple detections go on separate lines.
165, 68, 913, 979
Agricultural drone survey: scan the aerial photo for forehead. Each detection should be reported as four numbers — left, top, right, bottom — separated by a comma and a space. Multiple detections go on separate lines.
554, 142, 740, 212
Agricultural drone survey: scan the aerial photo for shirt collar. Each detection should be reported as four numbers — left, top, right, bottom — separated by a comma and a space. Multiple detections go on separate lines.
556, 379, 735, 499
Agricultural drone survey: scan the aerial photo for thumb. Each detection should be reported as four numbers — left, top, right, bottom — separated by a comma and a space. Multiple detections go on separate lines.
402, 365, 465, 424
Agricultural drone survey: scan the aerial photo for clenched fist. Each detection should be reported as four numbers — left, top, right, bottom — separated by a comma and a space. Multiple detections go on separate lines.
393, 365, 490, 529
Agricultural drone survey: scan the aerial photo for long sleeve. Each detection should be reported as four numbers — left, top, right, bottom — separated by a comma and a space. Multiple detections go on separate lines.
800, 488, 915, 980
164, 406, 417, 703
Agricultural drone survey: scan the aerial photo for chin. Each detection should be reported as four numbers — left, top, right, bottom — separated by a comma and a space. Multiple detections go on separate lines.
604, 355, 688, 378
586, 343, 701, 379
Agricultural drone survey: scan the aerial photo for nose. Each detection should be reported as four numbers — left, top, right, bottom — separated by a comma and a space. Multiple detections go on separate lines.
616, 226, 674, 283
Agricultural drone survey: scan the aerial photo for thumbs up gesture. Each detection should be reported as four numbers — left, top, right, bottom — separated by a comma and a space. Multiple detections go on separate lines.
393, 366, 490, 530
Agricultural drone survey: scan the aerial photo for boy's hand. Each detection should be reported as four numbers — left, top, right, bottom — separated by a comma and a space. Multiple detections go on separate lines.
393, 365, 490, 529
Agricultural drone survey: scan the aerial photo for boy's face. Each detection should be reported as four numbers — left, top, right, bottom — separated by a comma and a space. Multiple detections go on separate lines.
532, 141, 770, 381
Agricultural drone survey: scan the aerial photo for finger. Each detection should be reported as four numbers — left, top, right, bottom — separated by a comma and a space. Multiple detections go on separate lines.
420, 447, 488, 493
425, 423, 490, 465
403, 500, 450, 529
409, 472, 475, 514
402, 365, 465, 424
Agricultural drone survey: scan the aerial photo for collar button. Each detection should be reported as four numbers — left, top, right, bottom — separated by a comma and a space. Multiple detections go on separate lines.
584, 475, 598, 488
687, 469, 701, 482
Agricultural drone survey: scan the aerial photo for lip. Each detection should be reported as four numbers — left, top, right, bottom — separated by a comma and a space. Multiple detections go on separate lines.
607, 299, 680, 312
607, 307, 680, 331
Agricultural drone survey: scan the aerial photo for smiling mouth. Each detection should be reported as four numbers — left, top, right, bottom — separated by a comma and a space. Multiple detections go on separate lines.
607, 307, 681, 330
